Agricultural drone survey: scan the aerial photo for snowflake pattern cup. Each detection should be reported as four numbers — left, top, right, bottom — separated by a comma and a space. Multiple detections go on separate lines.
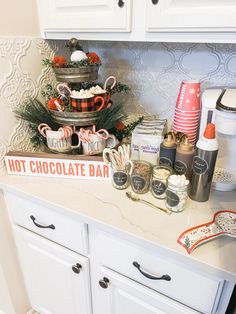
177, 210, 236, 254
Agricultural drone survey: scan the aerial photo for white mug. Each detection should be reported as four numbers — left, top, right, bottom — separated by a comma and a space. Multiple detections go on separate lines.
82, 133, 116, 155
46, 130, 80, 153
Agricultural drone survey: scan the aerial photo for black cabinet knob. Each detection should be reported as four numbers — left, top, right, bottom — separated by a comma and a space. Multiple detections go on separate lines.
152, 0, 159, 4
99, 277, 110, 289
72, 263, 82, 274
118, 0, 124, 8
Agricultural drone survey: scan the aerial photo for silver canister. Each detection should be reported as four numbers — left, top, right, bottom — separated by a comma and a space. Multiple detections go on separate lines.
189, 148, 218, 202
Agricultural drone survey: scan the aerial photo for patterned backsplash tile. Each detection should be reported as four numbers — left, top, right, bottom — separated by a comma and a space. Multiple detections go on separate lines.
0, 38, 236, 166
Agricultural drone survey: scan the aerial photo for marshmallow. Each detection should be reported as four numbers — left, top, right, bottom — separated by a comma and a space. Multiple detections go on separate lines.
70, 89, 94, 99
90, 85, 106, 94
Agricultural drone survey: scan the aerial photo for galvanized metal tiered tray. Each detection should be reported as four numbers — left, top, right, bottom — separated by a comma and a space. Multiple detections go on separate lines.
53, 65, 100, 83
50, 105, 110, 127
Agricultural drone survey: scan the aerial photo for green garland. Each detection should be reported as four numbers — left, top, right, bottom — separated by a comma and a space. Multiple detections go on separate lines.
42, 58, 101, 68
111, 116, 144, 141
14, 99, 61, 148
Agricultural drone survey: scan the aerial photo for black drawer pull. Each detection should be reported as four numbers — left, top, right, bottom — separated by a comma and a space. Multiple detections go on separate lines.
118, 0, 124, 8
133, 261, 171, 281
152, 0, 159, 4
30, 215, 55, 230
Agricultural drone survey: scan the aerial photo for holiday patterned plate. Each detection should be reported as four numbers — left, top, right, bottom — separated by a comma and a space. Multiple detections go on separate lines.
177, 210, 236, 254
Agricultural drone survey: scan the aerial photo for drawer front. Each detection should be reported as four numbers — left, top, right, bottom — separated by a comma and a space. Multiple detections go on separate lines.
91, 230, 224, 314
5, 192, 88, 255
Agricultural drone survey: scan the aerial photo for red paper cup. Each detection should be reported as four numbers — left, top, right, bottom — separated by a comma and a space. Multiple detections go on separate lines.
173, 127, 198, 135
175, 81, 200, 111
174, 118, 199, 126
173, 122, 199, 130
175, 109, 200, 116
174, 115, 200, 122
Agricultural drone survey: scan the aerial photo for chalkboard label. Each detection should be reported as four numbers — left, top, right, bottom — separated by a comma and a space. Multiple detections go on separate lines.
166, 190, 179, 207
174, 160, 187, 175
131, 175, 146, 191
113, 171, 128, 187
159, 157, 172, 167
193, 156, 208, 175
152, 180, 166, 196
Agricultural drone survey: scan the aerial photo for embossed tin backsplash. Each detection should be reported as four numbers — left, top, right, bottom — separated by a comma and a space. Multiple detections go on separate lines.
1, 39, 236, 167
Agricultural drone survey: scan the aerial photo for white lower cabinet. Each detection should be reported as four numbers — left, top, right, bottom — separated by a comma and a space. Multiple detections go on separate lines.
92, 266, 198, 314
4, 193, 235, 314
13, 226, 91, 314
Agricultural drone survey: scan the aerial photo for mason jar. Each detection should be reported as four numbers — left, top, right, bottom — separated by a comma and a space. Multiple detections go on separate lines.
151, 166, 172, 199
165, 177, 189, 212
111, 162, 132, 190
130, 161, 152, 194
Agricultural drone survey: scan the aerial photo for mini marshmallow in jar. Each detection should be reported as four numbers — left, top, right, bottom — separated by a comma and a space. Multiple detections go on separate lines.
165, 175, 189, 213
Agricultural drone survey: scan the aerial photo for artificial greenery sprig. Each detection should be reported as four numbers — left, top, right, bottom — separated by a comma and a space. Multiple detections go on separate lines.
14, 99, 61, 148
111, 116, 144, 141
42, 58, 101, 68
95, 103, 126, 131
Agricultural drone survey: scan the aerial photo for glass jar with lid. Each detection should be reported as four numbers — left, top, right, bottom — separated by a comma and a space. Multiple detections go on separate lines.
151, 165, 172, 199
165, 175, 189, 212
130, 161, 152, 194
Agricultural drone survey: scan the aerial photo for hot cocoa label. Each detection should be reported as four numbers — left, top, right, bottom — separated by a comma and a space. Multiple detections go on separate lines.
166, 190, 180, 207
193, 156, 208, 175
174, 160, 187, 175
131, 175, 146, 191
113, 171, 128, 187
152, 180, 166, 196
159, 157, 172, 167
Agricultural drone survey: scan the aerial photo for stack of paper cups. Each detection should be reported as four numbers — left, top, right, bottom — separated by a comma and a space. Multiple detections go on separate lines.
173, 81, 201, 145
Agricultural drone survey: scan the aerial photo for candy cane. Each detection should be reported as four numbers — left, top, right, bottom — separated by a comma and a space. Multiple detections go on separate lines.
38, 123, 51, 138
54, 100, 64, 112
92, 125, 109, 140
56, 83, 72, 98
58, 126, 73, 139
103, 148, 112, 164
79, 128, 92, 143
104, 76, 116, 91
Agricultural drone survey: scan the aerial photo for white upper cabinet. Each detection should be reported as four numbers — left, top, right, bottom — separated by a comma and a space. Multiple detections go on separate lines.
37, 0, 132, 34
37, 0, 236, 42
146, 0, 236, 32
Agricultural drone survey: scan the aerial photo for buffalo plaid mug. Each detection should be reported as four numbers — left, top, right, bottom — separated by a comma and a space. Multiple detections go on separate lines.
90, 76, 117, 110
57, 83, 105, 112
70, 95, 105, 112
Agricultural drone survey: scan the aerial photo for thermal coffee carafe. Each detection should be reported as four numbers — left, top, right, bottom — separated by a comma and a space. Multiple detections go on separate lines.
189, 123, 218, 202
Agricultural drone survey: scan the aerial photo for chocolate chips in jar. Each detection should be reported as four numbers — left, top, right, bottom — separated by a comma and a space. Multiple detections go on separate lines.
131, 161, 152, 194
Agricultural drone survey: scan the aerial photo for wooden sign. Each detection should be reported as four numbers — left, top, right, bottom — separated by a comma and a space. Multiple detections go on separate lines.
4, 151, 110, 180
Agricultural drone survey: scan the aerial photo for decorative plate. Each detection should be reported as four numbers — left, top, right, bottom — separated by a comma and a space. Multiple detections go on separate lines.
177, 210, 236, 254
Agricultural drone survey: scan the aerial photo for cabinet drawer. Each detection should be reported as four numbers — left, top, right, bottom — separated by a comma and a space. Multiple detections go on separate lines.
91, 230, 224, 314
5, 192, 88, 255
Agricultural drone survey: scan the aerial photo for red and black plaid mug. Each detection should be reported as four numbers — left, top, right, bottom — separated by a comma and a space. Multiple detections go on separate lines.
92, 91, 110, 110
70, 96, 105, 112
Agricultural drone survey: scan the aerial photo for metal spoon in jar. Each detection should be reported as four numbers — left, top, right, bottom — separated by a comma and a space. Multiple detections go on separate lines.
126, 192, 172, 215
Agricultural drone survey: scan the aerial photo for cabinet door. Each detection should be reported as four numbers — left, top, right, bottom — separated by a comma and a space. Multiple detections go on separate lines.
146, 0, 236, 32
92, 266, 198, 314
37, 0, 132, 33
13, 226, 91, 314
